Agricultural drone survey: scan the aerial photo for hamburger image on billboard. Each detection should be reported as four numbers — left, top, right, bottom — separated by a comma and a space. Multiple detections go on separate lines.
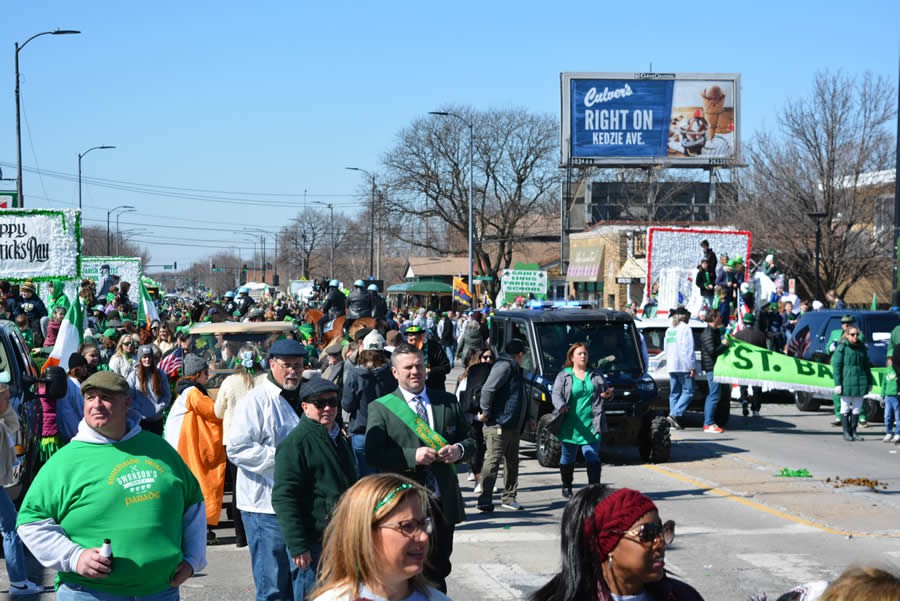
667, 80, 735, 158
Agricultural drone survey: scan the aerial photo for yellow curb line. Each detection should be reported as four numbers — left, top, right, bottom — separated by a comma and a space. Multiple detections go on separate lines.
643, 464, 900, 540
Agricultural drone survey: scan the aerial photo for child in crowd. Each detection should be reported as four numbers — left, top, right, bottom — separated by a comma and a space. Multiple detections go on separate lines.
14, 315, 33, 350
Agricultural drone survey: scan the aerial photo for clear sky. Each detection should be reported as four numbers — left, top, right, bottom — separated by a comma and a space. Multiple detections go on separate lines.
3, 0, 898, 269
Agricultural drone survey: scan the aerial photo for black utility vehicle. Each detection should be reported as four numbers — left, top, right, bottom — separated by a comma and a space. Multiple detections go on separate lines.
489, 307, 668, 465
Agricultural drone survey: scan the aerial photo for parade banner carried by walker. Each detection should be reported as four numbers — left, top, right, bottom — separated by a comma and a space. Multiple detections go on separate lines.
713, 337, 886, 397
561, 72, 741, 167
0, 209, 80, 281
82, 257, 143, 303
499, 269, 548, 304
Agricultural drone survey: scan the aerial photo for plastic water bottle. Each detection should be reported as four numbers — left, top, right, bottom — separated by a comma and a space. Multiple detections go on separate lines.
100, 539, 113, 559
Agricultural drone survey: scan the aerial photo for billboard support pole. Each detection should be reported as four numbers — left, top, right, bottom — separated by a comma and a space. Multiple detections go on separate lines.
708, 167, 718, 222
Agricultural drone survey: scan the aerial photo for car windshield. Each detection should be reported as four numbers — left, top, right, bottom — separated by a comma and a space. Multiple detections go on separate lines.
865, 314, 900, 343
534, 321, 643, 376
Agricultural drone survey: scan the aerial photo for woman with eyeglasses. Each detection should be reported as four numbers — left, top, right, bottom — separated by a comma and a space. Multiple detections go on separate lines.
311, 474, 453, 601
551, 343, 613, 498
831, 326, 874, 442
531, 485, 702, 601
108, 333, 137, 379
127, 344, 171, 436
455, 347, 494, 492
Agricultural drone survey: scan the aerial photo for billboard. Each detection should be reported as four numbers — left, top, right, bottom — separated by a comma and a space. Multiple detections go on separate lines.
0, 208, 81, 281
561, 72, 740, 167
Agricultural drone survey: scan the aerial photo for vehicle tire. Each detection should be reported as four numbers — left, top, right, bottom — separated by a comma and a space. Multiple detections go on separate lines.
715, 385, 731, 427
794, 391, 821, 412
863, 397, 884, 423
535, 414, 562, 468
638, 415, 671, 464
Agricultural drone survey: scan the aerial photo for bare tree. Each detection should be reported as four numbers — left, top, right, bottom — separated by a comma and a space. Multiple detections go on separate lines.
727, 71, 896, 298
380, 106, 559, 295
281, 209, 333, 280
81, 226, 151, 264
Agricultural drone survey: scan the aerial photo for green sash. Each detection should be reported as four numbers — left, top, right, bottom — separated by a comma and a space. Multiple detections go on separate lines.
377, 394, 449, 451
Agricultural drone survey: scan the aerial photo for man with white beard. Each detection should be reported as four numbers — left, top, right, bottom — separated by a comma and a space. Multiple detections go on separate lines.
227, 339, 307, 601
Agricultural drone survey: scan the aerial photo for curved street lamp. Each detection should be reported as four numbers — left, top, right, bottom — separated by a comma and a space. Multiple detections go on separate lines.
428, 111, 475, 296
106, 205, 134, 255
15, 29, 81, 208
78, 145, 116, 210
345, 167, 376, 277
115, 208, 136, 255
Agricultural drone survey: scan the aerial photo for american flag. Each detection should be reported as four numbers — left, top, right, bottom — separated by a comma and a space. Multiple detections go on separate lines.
786, 325, 811, 358
159, 348, 184, 378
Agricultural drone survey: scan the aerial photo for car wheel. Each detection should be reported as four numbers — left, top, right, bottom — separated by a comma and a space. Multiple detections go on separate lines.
794, 391, 821, 412
638, 414, 671, 464
863, 397, 884, 423
536, 414, 562, 468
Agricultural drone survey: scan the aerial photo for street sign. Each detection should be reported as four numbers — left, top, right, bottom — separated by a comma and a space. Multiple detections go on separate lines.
473, 275, 494, 281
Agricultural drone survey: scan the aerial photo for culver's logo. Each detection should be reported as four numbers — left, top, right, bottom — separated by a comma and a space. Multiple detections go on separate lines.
583, 84, 633, 107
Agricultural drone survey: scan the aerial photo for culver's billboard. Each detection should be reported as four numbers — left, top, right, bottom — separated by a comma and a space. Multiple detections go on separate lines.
561, 72, 740, 167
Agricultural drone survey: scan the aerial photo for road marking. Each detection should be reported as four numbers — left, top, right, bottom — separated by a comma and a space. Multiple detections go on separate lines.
644, 464, 900, 539
454, 530, 558, 543
678, 523, 818, 536
737, 553, 838, 584
451, 563, 551, 600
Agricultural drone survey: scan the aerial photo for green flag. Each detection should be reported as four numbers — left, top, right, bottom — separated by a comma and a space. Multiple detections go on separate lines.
871, 292, 878, 310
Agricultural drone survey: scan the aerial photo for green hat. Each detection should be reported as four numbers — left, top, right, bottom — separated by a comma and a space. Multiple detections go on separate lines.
742, 312, 755, 324
840, 314, 856, 324
102, 328, 119, 340
405, 326, 424, 334
728, 257, 744, 268
80, 371, 129, 396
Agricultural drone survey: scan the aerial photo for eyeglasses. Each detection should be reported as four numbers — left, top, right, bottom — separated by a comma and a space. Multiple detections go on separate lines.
305, 395, 338, 409
481, 354, 494, 361
274, 359, 304, 371
606, 520, 675, 546
122, 341, 133, 346
377, 517, 433, 537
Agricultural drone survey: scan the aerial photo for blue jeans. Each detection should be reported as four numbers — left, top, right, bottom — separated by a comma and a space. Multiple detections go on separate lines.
242, 511, 299, 601
0, 487, 26, 583
704, 371, 721, 426
885, 396, 900, 435
351, 434, 374, 477
56, 583, 179, 601
560, 441, 602, 483
291, 544, 321, 601
443, 344, 456, 368
669, 372, 694, 418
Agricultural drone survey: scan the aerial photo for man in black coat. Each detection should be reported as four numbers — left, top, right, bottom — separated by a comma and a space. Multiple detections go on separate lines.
700, 311, 729, 432
735, 312, 767, 417
404, 326, 451, 390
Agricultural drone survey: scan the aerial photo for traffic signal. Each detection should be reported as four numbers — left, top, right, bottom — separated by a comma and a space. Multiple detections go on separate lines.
243, 264, 248, 273
173, 261, 177, 270
272, 274, 280, 286
211, 263, 217, 271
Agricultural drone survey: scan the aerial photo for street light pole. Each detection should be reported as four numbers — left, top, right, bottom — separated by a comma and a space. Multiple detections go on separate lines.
15, 29, 80, 208
808, 211, 827, 300
429, 111, 475, 296
346, 167, 376, 277
107, 205, 134, 255
78, 145, 116, 210
116, 208, 136, 255
315, 201, 336, 279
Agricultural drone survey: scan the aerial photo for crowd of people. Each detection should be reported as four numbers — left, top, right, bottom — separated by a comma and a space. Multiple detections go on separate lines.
1, 268, 899, 601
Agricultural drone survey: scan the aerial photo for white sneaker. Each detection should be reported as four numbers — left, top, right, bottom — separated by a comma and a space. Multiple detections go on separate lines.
9, 580, 43, 597
752, 410, 760, 417
501, 501, 524, 511
466, 472, 476, 481
883, 433, 894, 443
892, 434, 900, 443
473, 482, 482, 494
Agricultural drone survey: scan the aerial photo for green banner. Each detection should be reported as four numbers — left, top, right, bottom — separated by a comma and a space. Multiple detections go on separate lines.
713, 337, 886, 397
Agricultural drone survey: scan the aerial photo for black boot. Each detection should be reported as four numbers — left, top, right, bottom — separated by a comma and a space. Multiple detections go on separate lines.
586, 462, 601, 485
560, 464, 575, 498
850, 414, 864, 441
841, 414, 853, 441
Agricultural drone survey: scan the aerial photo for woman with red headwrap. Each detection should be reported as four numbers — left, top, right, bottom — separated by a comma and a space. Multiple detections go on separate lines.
530, 486, 704, 601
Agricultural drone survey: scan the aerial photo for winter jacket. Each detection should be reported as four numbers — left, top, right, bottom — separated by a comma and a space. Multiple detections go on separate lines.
695, 268, 715, 296
47, 280, 70, 314
321, 288, 346, 320
551, 369, 608, 434
663, 323, 696, 373
831, 340, 874, 397
456, 321, 484, 362
422, 338, 451, 390
735, 325, 767, 348
236, 294, 255, 317
346, 288, 372, 320
127, 367, 172, 421
699, 326, 728, 372
479, 353, 528, 430
43, 319, 61, 348
456, 363, 492, 415
272, 415, 356, 557
370, 292, 387, 320
341, 362, 397, 435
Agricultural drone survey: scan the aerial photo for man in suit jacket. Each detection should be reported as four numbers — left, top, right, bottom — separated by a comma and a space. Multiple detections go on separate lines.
365, 342, 475, 593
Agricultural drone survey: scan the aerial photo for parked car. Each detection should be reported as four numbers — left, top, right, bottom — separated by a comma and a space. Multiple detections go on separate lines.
0, 320, 66, 504
488, 307, 667, 466
636, 317, 732, 426
787, 310, 900, 421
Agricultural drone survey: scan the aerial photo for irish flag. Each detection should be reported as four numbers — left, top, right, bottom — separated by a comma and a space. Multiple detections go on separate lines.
43, 295, 83, 372
137, 280, 160, 327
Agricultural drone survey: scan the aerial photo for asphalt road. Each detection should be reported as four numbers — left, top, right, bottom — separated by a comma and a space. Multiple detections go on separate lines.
12, 387, 900, 600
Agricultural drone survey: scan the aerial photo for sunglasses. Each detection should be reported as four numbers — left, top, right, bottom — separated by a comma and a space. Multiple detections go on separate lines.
305, 395, 339, 409
847, 332, 859, 337
606, 520, 675, 546
481, 354, 494, 361
377, 517, 433, 537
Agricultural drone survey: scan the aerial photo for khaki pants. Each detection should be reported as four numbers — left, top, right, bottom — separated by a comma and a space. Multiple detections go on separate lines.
478, 426, 520, 506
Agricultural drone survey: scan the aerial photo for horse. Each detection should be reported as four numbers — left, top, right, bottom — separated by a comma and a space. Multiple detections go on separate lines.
347, 316, 376, 341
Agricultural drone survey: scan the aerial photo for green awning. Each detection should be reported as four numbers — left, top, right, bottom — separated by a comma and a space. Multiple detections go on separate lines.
386, 281, 454, 294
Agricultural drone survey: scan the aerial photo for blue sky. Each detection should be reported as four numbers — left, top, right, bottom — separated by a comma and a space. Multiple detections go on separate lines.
3, 0, 898, 269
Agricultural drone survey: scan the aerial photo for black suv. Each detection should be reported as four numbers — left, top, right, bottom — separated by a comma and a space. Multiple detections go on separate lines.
787, 310, 900, 421
489, 308, 668, 464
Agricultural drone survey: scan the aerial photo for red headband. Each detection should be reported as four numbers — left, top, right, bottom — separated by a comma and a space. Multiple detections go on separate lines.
585, 488, 657, 558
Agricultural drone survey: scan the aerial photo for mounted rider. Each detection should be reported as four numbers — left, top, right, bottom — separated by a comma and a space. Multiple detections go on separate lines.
235, 287, 255, 317
317, 279, 346, 338
368, 283, 387, 321
345, 279, 373, 333
222, 290, 237, 316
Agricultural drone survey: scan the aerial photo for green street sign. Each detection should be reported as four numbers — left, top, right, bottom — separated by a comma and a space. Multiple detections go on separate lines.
473, 275, 494, 281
